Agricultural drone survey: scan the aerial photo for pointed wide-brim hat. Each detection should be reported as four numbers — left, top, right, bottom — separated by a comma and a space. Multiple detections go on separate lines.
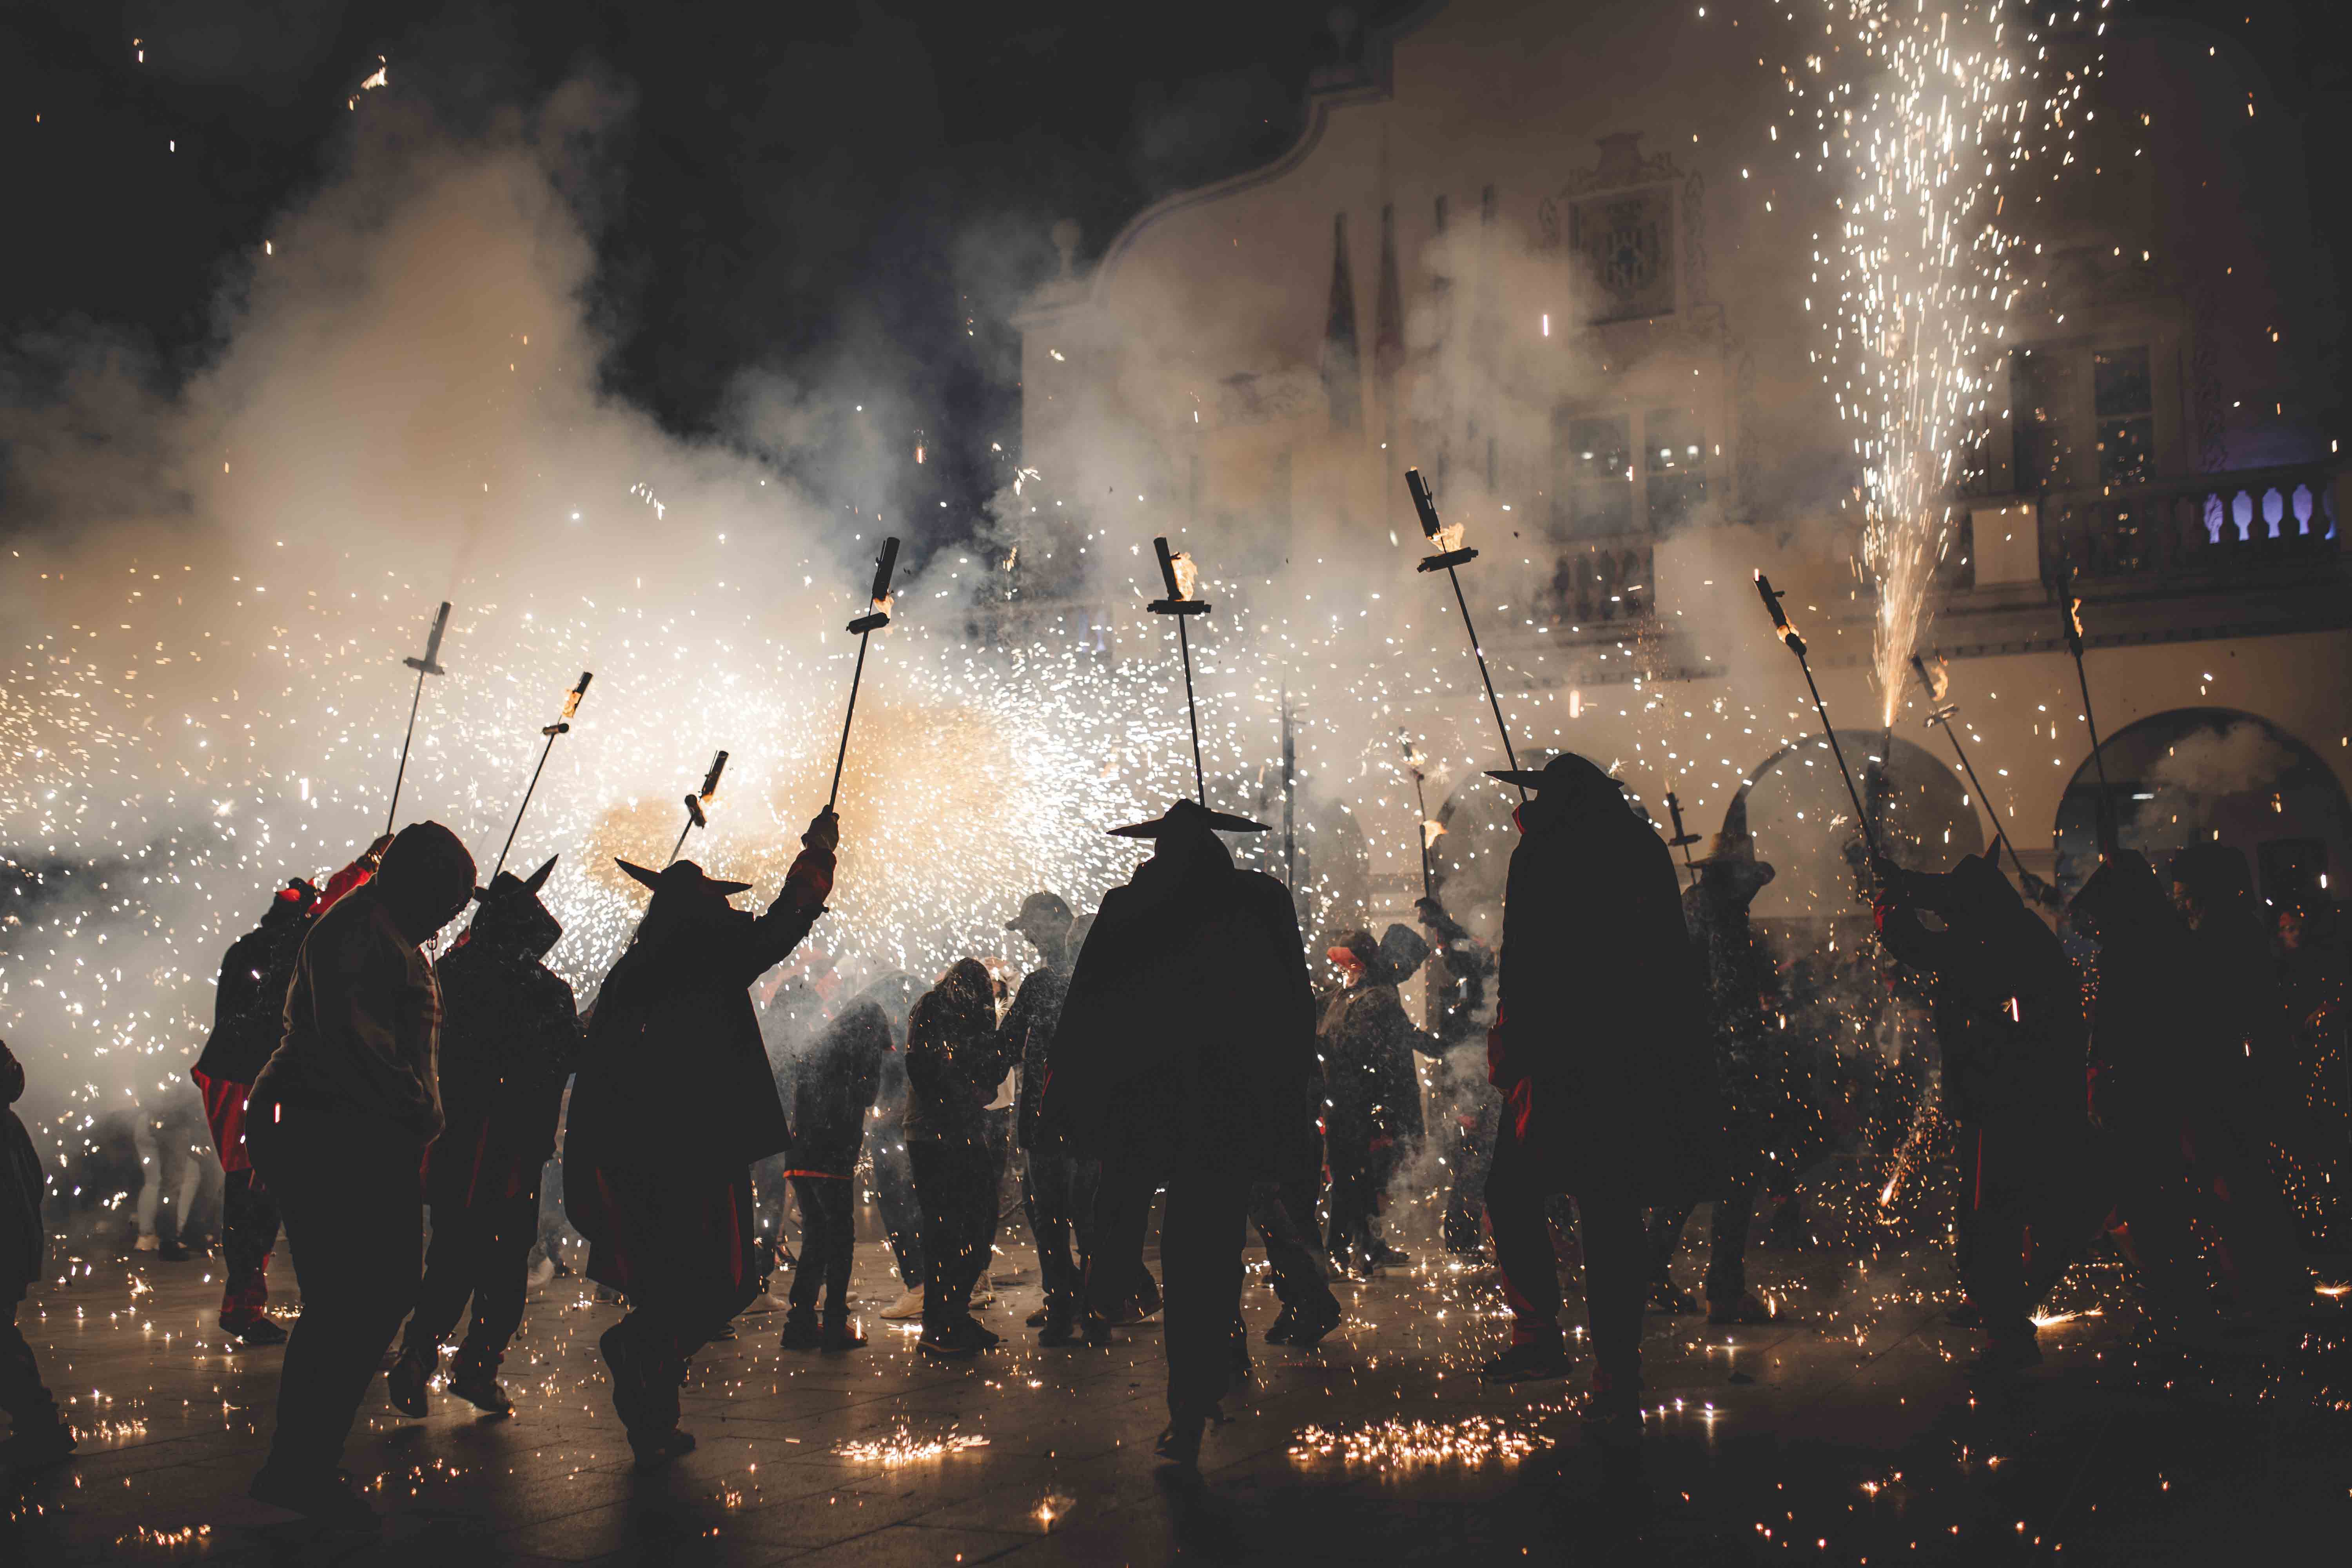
1485, 751, 1619, 792
1108, 798, 1270, 838
613, 858, 751, 898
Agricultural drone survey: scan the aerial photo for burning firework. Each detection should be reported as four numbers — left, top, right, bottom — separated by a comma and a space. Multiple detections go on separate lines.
1289, 1416, 1553, 1469
832, 1424, 991, 1464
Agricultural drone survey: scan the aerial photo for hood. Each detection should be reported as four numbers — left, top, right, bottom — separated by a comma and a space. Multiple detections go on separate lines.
2068, 849, 2174, 946
1375, 922, 1430, 983
469, 855, 563, 961
1511, 753, 1630, 836
373, 822, 477, 944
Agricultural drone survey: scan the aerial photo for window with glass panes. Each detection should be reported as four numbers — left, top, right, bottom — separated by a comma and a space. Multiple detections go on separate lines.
2093, 348, 2153, 488
1550, 407, 1704, 537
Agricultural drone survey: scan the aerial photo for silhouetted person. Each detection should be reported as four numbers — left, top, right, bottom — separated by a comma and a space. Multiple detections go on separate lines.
1648, 835, 1780, 1325
1321, 924, 1437, 1274
2276, 897, 2347, 1246
1418, 895, 1500, 1258
2167, 845, 2311, 1316
1047, 799, 1316, 1468
779, 980, 897, 1352
904, 958, 1014, 1356
1876, 846, 2085, 1372
1477, 755, 1715, 1427
392, 856, 582, 1418
245, 820, 475, 1526
565, 811, 836, 1472
0, 1039, 74, 1473
1002, 891, 1095, 1346
192, 871, 342, 1345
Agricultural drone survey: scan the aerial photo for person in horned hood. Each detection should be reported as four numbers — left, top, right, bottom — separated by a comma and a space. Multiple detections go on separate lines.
1321, 924, 1440, 1276
1044, 799, 1316, 1468
390, 855, 583, 1419
245, 821, 477, 1527
1477, 755, 1716, 1423
565, 809, 837, 1471
1875, 844, 2086, 1372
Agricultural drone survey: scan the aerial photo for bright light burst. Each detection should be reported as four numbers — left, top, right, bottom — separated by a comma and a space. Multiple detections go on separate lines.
1289, 1416, 1552, 1469
833, 1423, 990, 1463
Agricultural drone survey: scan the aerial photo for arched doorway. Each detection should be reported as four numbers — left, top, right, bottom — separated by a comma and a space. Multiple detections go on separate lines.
1723, 733, 1986, 929
2052, 708, 2351, 906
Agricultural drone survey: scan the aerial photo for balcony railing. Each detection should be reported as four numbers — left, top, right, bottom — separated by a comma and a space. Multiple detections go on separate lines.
1532, 534, 1657, 628
2037, 460, 2342, 589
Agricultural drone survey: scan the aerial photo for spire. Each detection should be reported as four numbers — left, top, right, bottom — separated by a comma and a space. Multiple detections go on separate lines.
1374, 203, 1405, 382
1322, 212, 1361, 433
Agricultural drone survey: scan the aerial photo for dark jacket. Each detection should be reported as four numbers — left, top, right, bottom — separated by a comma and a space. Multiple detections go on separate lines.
2070, 851, 2204, 1119
1044, 808, 1316, 1179
425, 876, 582, 1209
788, 1000, 892, 1177
565, 857, 826, 1190
1004, 961, 1071, 1152
2, 1051, 43, 1301
196, 888, 315, 1086
1323, 975, 1438, 1145
903, 960, 1011, 1146
1492, 757, 1716, 1199
251, 890, 447, 1140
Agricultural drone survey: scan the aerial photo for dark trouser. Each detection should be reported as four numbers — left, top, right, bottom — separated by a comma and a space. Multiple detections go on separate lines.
2186, 1113, 2310, 1314
1955, 1120, 2043, 1345
869, 1131, 925, 1291
978, 1109, 1013, 1282
219, 1168, 281, 1328
1485, 1125, 1646, 1384
1443, 1098, 1500, 1253
584, 1169, 753, 1435
248, 1106, 424, 1477
788, 1176, 856, 1319
1647, 1167, 1760, 1305
1083, 1163, 1163, 1322
1, 1297, 64, 1434
1250, 1181, 1338, 1318
1324, 1118, 1385, 1263
1156, 1156, 1252, 1427
908, 1139, 994, 1329
1023, 1143, 1098, 1316
405, 1194, 537, 1375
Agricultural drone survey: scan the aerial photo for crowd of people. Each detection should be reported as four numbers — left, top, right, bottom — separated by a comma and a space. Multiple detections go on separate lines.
0, 750, 2343, 1528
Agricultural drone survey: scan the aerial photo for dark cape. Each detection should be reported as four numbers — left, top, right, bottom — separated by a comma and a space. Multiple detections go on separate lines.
2, 1053, 43, 1301
425, 873, 582, 1210
565, 854, 828, 1312
192, 885, 319, 1173
1044, 818, 1316, 1181
1324, 964, 1438, 1149
1491, 757, 1717, 1199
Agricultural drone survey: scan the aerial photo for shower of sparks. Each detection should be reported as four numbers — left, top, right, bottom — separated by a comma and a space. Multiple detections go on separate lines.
1788, 2, 2116, 722
1289, 1416, 1553, 1469
833, 1424, 991, 1464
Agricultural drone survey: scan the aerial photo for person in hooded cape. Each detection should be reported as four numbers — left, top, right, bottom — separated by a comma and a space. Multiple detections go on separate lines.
902, 958, 1018, 1356
564, 809, 836, 1471
2274, 894, 2347, 1247
389, 855, 583, 1419
2163, 845, 2311, 1316
1044, 799, 1316, 1467
1418, 894, 1501, 1259
1320, 924, 1439, 1276
1, 1038, 75, 1473
777, 974, 899, 1352
1646, 833, 1794, 1325
192, 842, 389, 1347
245, 820, 477, 1527
1001, 891, 1098, 1346
1875, 845, 2087, 1370
1478, 754, 1716, 1420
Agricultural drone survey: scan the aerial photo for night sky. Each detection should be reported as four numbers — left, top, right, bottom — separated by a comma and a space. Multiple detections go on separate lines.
2, 1, 2343, 546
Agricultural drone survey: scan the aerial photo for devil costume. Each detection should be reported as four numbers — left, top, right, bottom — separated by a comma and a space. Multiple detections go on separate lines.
245, 821, 476, 1525
1478, 755, 1716, 1416
391, 856, 582, 1416
564, 815, 833, 1470
1876, 847, 2087, 1367
1045, 799, 1316, 1465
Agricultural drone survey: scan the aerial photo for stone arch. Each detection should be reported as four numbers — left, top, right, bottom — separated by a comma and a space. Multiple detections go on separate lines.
2052, 707, 2352, 907
1722, 732, 1985, 925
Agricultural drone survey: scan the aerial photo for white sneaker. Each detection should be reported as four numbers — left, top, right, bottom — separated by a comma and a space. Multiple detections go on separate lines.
969, 1286, 996, 1308
878, 1288, 926, 1321
527, 1256, 556, 1290
134, 1233, 160, 1253
739, 1292, 791, 1316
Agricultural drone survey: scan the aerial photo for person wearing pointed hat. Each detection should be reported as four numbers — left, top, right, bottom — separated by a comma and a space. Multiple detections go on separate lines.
245, 820, 478, 1526
389, 856, 584, 1419
1874, 845, 2087, 1372
1044, 797, 1316, 1468
1475, 755, 1715, 1423
563, 809, 837, 1470
1646, 831, 1788, 1325
1321, 924, 1439, 1277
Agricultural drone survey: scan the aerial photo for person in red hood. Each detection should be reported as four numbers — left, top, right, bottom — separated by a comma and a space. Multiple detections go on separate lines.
1477, 755, 1716, 1426
245, 821, 477, 1528
564, 810, 837, 1472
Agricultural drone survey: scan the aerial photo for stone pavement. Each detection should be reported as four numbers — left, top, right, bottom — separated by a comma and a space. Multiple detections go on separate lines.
2, 1223, 2346, 1566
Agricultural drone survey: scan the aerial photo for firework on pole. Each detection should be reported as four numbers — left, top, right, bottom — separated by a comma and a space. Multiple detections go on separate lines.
1664, 789, 1702, 888
1399, 729, 1437, 901
1753, 572, 1880, 865
2059, 573, 2117, 858
829, 536, 901, 812
1402, 468, 1525, 800
384, 599, 452, 835
492, 670, 592, 881
1146, 535, 1212, 806
669, 750, 729, 866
